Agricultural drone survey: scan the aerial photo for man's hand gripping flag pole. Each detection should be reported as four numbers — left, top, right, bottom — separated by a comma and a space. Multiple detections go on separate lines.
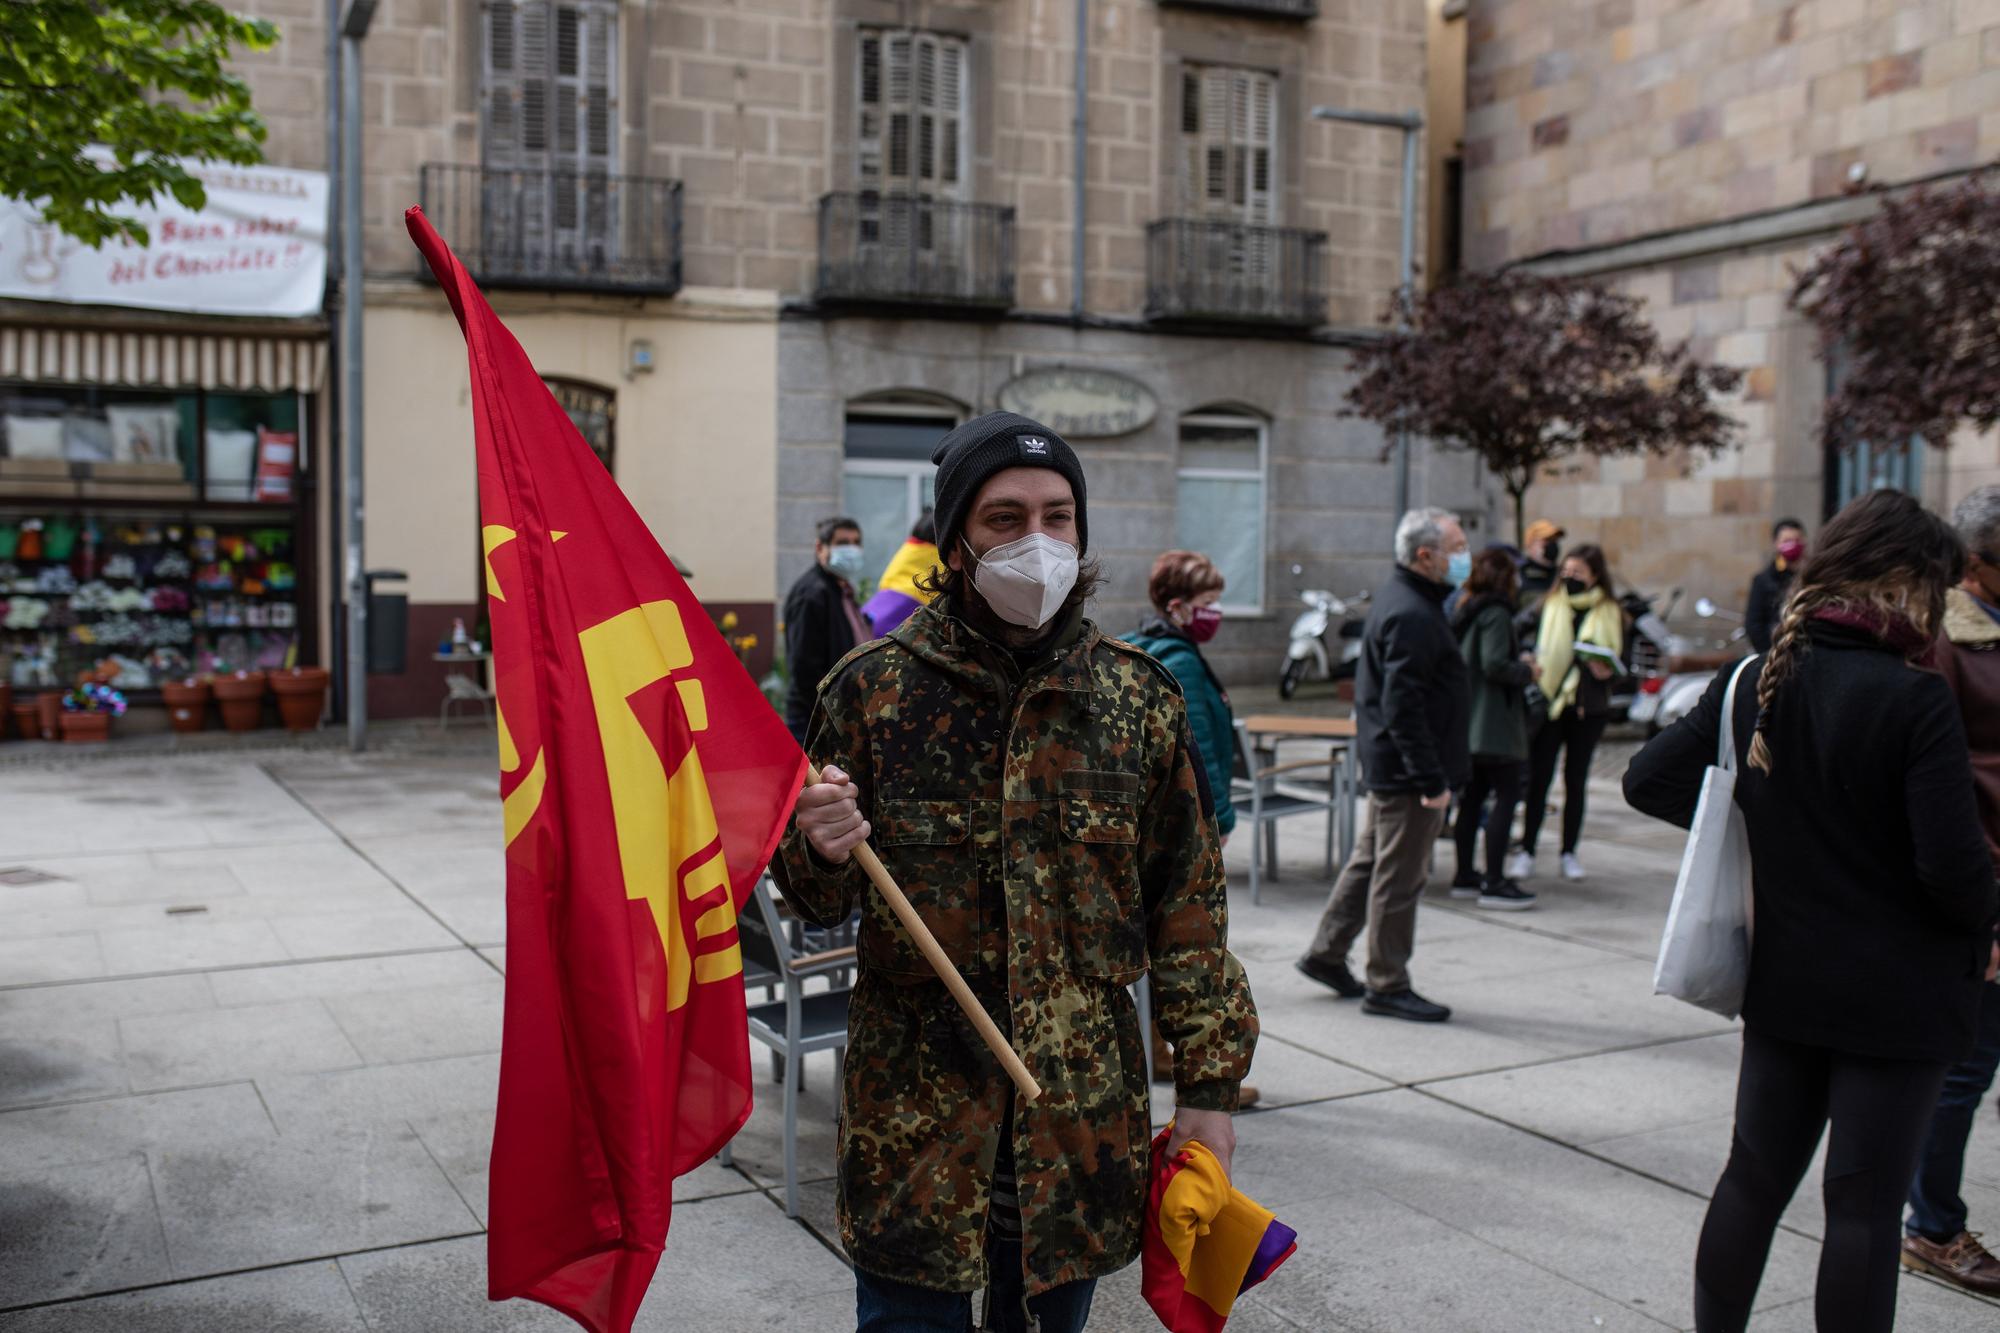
803, 769, 1042, 1103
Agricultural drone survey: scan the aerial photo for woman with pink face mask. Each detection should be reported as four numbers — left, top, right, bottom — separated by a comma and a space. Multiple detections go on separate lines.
1745, 518, 1807, 653
1126, 549, 1260, 1110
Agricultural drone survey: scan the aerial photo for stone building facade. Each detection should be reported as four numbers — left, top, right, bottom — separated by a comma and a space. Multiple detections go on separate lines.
1458, 0, 2000, 605
214, 0, 1460, 701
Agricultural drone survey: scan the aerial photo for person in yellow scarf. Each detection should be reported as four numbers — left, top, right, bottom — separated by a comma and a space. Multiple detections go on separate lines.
1507, 543, 1624, 885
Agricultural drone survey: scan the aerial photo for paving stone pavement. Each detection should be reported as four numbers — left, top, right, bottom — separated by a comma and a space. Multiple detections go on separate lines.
0, 741, 1995, 1330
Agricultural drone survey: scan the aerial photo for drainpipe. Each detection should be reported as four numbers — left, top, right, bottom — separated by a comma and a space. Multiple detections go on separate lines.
1072, 0, 1088, 323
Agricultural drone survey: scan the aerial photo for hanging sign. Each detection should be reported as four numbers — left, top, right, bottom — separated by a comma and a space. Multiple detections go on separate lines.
0, 155, 328, 318
997, 366, 1158, 438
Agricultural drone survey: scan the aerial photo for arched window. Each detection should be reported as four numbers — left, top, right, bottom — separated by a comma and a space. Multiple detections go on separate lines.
1177, 407, 1268, 612
841, 392, 962, 587
543, 376, 616, 475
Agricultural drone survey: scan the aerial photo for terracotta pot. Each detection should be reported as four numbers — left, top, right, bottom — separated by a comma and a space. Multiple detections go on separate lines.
59, 710, 112, 743
268, 666, 329, 733
161, 678, 211, 734
211, 670, 267, 733
0, 682, 11, 738
10, 700, 35, 740
36, 691, 60, 740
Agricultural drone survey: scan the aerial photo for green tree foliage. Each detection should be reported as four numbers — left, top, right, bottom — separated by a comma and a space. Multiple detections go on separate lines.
0, 1, 277, 247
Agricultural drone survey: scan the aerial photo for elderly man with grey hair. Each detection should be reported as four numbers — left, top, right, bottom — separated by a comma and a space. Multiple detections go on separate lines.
1902, 485, 2000, 1294
1297, 507, 1471, 1023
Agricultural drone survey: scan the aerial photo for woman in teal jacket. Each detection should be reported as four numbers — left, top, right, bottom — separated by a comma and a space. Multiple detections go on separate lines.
1127, 550, 1260, 1109
1126, 550, 1237, 841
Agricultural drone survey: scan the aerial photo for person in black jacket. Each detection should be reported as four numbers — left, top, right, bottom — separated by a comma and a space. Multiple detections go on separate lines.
1743, 516, 1805, 652
1299, 507, 1470, 1024
1624, 489, 1999, 1333
781, 515, 869, 743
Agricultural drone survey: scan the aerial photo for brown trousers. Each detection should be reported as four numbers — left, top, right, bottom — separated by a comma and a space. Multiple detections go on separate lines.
1307, 792, 1448, 994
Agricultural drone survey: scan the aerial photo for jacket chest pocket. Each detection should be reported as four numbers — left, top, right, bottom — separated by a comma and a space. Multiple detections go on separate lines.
870, 799, 982, 979
1058, 776, 1147, 982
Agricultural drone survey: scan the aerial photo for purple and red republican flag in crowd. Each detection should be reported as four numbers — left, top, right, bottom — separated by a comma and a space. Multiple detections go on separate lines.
408, 208, 805, 1333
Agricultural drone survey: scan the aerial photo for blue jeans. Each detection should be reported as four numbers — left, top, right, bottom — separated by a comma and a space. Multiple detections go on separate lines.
1906, 981, 2000, 1240
854, 1236, 1097, 1333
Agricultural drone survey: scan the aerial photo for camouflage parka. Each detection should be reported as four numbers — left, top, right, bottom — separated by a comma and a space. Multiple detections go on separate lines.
771, 601, 1259, 1296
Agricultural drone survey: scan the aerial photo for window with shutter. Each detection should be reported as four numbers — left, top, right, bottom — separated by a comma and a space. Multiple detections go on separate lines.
1178, 65, 1277, 226
856, 29, 968, 204
481, 1, 619, 274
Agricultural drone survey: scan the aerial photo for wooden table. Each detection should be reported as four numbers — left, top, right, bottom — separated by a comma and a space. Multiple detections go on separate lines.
1237, 714, 1362, 883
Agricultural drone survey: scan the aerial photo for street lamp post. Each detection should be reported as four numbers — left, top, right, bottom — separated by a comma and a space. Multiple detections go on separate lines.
1311, 105, 1423, 519
339, 0, 377, 751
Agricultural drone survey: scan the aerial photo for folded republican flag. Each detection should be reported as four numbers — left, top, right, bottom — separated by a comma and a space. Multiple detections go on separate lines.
1141, 1124, 1298, 1333
859, 535, 939, 636
407, 207, 806, 1333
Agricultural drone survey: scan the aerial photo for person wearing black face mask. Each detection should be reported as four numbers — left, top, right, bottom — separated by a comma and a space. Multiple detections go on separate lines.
1518, 518, 1566, 609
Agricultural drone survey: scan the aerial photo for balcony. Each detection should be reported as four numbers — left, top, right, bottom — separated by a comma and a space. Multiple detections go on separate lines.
1145, 219, 1329, 330
816, 194, 1014, 312
417, 164, 682, 296
1156, 0, 1317, 18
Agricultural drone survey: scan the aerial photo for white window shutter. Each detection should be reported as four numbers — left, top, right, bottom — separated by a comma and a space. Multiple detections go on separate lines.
857, 33, 883, 188
1180, 64, 1278, 226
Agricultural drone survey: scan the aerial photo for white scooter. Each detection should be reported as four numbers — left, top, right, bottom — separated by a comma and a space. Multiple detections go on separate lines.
1627, 595, 1746, 735
1279, 565, 1370, 699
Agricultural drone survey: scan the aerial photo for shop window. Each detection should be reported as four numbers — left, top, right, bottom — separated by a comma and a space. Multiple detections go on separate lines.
1176, 410, 1267, 613
1, 386, 311, 695
842, 401, 957, 591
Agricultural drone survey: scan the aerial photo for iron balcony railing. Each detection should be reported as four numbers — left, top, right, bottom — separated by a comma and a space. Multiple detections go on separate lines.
1157, 0, 1317, 17
1145, 219, 1329, 329
816, 193, 1015, 310
417, 164, 682, 296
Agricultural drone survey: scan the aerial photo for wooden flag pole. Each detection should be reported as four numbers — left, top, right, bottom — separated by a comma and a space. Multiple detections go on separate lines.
807, 769, 1042, 1103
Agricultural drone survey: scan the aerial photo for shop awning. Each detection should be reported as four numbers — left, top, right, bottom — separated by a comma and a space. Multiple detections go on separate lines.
0, 319, 327, 393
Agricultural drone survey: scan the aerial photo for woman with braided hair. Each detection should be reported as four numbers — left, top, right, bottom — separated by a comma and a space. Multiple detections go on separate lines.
1625, 489, 1999, 1332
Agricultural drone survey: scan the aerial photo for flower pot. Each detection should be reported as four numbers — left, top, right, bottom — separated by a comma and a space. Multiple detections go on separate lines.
211, 670, 267, 733
36, 691, 60, 740
10, 700, 36, 741
269, 666, 329, 733
59, 710, 112, 743
0, 682, 10, 738
161, 678, 211, 734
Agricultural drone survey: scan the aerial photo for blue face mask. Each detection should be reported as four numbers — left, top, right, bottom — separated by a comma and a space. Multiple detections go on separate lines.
1445, 549, 1472, 589
826, 544, 866, 584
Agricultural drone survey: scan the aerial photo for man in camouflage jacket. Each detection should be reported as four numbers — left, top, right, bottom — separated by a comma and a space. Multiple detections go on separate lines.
774, 411, 1258, 1331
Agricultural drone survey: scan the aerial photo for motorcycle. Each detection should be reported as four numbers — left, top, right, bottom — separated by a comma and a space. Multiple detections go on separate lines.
1279, 566, 1370, 699
1625, 592, 1745, 735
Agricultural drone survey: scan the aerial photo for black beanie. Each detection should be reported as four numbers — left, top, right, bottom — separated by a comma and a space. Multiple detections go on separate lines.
930, 411, 1088, 556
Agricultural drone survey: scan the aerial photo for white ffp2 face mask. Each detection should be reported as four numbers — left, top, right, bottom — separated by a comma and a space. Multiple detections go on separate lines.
963, 533, 1079, 629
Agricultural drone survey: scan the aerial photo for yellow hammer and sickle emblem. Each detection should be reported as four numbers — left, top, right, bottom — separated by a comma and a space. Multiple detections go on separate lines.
487, 526, 741, 1011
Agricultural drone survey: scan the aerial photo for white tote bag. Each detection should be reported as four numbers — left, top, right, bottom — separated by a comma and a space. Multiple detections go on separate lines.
1653, 656, 1758, 1019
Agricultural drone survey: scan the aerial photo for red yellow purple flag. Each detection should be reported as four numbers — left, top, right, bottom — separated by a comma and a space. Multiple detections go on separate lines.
406, 208, 806, 1333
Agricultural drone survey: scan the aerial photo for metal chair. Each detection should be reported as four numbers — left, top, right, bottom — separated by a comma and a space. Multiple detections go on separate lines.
1231, 720, 1343, 906
731, 876, 854, 1218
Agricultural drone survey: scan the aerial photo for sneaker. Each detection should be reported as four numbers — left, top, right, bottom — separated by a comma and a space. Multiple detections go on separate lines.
1504, 849, 1534, 881
1362, 988, 1452, 1023
1478, 879, 1538, 911
1449, 871, 1482, 900
1901, 1230, 2000, 1295
1561, 852, 1587, 881
1295, 955, 1365, 998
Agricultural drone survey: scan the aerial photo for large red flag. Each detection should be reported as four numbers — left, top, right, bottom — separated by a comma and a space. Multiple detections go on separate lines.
406, 208, 806, 1332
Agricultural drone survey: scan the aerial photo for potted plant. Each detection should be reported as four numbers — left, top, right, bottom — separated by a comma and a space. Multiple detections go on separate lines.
35, 689, 60, 740
211, 669, 268, 733
269, 666, 330, 732
58, 681, 125, 742
161, 676, 212, 734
